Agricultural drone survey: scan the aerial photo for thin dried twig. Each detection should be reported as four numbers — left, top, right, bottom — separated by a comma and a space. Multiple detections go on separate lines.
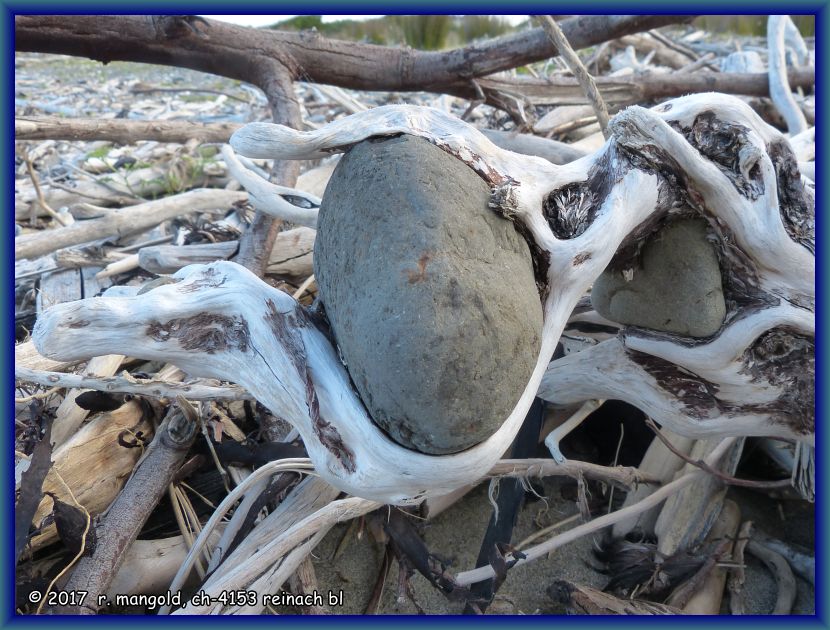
516, 513, 580, 550
645, 419, 791, 489
536, 15, 611, 137
24, 151, 70, 226
291, 274, 316, 300
456, 437, 738, 586
487, 457, 660, 489
160, 458, 317, 611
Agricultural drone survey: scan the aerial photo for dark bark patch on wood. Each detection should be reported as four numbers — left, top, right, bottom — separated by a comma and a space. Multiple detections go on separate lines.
511, 218, 551, 301
489, 179, 519, 218
543, 147, 616, 240
146, 313, 250, 353
573, 252, 592, 266
150, 15, 209, 40
740, 327, 814, 435
709, 218, 775, 321
629, 325, 814, 436
177, 266, 227, 293
669, 111, 764, 200
67, 319, 90, 328
627, 348, 722, 418
312, 413, 356, 474
264, 299, 356, 472
767, 140, 814, 254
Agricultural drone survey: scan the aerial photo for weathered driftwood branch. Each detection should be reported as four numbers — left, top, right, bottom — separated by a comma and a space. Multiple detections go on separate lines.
34, 94, 813, 508
136, 226, 315, 279
15, 366, 252, 401
221, 146, 318, 228
14, 15, 692, 108
14, 163, 220, 221
15, 116, 240, 144
16, 189, 247, 260
676, 499, 741, 613
233, 59, 301, 275
746, 538, 797, 614
550, 580, 685, 614
474, 68, 814, 107
15, 116, 589, 169
767, 16, 808, 135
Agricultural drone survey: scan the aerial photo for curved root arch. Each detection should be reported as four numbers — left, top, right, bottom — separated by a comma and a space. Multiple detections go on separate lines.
33, 94, 814, 504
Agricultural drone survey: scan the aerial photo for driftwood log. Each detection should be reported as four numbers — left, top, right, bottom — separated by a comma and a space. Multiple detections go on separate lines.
33, 93, 814, 506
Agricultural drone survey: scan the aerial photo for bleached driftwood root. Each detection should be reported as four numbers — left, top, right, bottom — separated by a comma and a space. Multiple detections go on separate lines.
767, 16, 809, 136
34, 95, 814, 509
220, 146, 320, 228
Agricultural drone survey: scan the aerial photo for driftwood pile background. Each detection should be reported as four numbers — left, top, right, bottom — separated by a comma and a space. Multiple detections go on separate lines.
14, 14, 815, 615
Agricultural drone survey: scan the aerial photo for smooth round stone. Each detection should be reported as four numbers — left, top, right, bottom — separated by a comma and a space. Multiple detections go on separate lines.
591, 218, 726, 338
314, 135, 543, 455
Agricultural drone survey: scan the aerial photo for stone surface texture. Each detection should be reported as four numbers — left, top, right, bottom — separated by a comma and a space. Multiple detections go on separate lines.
314, 135, 543, 455
591, 218, 726, 338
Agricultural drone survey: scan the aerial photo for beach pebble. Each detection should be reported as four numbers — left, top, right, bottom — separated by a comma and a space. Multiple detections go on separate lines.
591, 218, 726, 337
314, 135, 543, 454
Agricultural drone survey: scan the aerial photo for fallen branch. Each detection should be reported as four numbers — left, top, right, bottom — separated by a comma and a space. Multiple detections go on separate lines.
15, 163, 226, 221
23, 152, 70, 226
15, 116, 590, 169
15, 116, 241, 144
487, 458, 659, 489
15, 366, 252, 401
728, 520, 753, 614
14, 15, 693, 107
137, 227, 315, 279
646, 419, 791, 489
233, 59, 301, 275
476, 68, 814, 106
16, 188, 247, 260
612, 429, 694, 539
549, 580, 685, 614
753, 527, 814, 585
221, 145, 319, 228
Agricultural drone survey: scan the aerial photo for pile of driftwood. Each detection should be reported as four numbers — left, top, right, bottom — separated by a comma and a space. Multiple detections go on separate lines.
15, 14, 814, 615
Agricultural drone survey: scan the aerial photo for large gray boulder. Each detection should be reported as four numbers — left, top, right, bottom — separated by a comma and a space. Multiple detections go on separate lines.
591, 218, 726, 338
314, 135, 543, 455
